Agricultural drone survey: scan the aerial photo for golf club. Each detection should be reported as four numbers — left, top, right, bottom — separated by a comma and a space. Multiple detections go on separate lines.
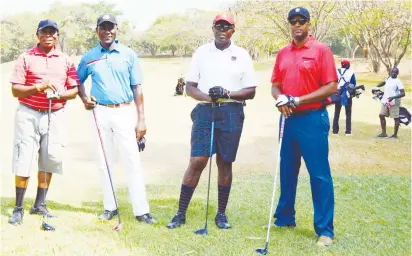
92, 109, 122, 232
255, 115, 286, 255
41, 94, 55, 231
194, 102, 216, 236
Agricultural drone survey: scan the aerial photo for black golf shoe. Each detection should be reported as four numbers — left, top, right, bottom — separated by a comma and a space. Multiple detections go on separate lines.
98, 209, 118, 220
136, 213, 157, 224
167, 213, 186, 229
9, 206, 24, 225
215, 212, 231, 229
30, 204, 55, 218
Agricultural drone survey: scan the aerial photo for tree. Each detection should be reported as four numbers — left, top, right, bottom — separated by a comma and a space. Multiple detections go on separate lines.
337, 0, 411, 74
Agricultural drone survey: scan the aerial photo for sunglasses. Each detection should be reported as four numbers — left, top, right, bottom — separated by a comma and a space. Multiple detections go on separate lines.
214, 23, 233, 32
289, 18, 308, 26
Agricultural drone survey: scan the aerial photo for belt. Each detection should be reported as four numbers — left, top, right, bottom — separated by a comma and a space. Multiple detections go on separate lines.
198, 102, 244, 107
97, 102, 132, 108
291, 107, 325, 117
23, 104, 62, 113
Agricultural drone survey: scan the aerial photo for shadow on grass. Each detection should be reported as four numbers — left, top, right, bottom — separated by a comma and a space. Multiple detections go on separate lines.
1, 197, 102, 217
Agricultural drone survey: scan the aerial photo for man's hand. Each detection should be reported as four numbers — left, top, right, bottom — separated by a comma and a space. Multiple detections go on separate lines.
83, 96, 97, 110
37, 79, 58, 93
387, 96, 394, 103
275, 94, 299, 107
275, 94, 300, 118
208, 86, 229, 101
135, 121, 147, 142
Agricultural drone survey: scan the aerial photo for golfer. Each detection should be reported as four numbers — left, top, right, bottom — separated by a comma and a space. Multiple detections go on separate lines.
167, 13, 257, 230
271, 7, 337, 246
8, 19, 79, 225
77, 14, 156, 224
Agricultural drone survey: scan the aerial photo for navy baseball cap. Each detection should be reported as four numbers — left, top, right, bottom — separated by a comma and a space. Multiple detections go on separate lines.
288, 7, 310, 20
97, 14, 117, 26
37, 19, 59, 32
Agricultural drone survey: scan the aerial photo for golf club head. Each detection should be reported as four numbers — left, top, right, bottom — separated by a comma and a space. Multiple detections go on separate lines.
194, 227, 208, 235
41, 221, 55, 231
255, 247, 268, 255
113, 223, 123, 232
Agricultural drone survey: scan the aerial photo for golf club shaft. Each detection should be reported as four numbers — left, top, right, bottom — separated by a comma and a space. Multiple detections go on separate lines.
204, 120, 215, 229
92, 109, 121, 224
264, 115, 285, 245
203, 104, 216, 229
44, 99, 52, 225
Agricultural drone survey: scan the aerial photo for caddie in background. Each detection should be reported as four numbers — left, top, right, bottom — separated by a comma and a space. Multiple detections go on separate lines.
332, 58, 357, 136
8, 19, 79, 225
167, 13, 258, 230
375, 67, 406, 139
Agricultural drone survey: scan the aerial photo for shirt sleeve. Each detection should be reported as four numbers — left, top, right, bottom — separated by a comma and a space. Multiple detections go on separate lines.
270, 51, 281, 84
186, 49, 200, 83
10, 54, 27, 85
76, 56, 89, 85
65, 56, 80, 88
320, 47, 338, 85
129, 50, 143, 85
241, 52, 258, 88
398, 79, 405, 90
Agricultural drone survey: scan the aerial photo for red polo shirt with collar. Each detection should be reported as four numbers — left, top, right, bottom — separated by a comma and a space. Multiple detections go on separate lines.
10, 45, 79, 110
271, 35, 338, 111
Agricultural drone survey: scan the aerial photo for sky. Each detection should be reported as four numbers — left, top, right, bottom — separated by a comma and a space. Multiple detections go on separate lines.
0, 0, 237, 31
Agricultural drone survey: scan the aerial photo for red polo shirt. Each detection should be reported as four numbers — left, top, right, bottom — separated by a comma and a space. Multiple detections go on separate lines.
10, 45, 79, 110
271, 35, 338, 111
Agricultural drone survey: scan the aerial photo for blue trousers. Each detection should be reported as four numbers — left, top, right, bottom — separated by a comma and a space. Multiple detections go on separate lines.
274, 109, 334, 239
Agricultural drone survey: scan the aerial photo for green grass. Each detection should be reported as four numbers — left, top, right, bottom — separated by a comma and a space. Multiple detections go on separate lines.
1, 121, 410, 256
2, 174, 409, 256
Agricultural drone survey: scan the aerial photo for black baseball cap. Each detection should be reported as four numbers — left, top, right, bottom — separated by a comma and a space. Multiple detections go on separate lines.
37, 19, 59, 32
96, 14, 117, 26
288, 7, 310, 20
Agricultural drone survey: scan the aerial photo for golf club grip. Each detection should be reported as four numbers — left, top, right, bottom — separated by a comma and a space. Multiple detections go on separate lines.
264, 115, 286, 244
92, 109, 121, 223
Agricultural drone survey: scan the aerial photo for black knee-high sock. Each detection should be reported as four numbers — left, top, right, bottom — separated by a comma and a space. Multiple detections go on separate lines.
178, 184, 195, 215
15, 187, 27, 207
34, 187, 48, 208
218, 185, 231, 214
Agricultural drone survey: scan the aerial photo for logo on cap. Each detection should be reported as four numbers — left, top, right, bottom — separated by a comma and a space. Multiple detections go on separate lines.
103, 14, 111, 20
296, 8, 300, 12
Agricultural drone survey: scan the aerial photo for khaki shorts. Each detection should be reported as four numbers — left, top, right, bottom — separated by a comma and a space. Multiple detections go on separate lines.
380, 100, 400, 118
12, 104, 67, 177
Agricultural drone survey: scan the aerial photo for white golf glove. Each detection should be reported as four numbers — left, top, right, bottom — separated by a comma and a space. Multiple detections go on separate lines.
276, 94, 300, 107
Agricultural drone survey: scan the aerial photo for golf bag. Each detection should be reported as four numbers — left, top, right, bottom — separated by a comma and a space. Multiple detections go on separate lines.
399, 107, 411, 126
174, 77, 185, 96
372, 88, 384, 101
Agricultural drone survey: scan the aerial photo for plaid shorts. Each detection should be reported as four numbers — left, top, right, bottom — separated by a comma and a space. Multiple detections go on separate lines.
190, 103, 244, 163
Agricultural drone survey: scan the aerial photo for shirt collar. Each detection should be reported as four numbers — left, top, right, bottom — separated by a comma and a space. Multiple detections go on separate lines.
289, 35, 315, 50
33, 44, 60, 56
210, 40, 235, 52
99, 40, 120, 53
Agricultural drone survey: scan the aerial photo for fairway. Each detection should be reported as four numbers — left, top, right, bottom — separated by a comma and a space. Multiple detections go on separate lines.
1, 57, 411, 256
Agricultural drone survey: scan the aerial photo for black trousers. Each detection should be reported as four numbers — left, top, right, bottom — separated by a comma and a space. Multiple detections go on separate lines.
332, 98, 352, 134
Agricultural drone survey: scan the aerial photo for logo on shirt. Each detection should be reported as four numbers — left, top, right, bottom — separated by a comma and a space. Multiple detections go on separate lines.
231, 56, 237, 61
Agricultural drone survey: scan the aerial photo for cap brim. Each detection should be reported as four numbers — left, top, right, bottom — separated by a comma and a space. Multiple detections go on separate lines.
38, 25, 59, 31
213, 19, 235, 25
97, 20, 117, 26
288, 14, 310, 20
